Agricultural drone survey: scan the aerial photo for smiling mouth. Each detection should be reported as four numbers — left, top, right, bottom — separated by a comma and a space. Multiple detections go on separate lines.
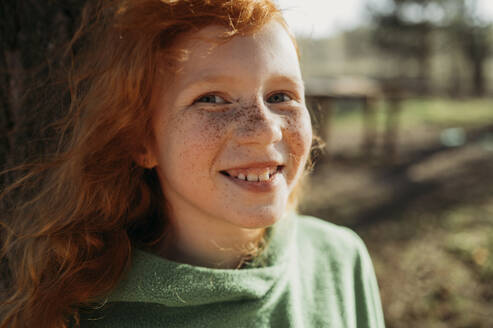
220, 166, 283, 182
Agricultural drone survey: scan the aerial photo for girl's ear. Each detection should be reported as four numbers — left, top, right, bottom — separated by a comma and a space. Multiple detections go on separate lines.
133, 144, 158, 169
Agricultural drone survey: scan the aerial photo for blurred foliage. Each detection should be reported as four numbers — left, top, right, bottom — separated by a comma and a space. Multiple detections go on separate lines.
300, 97, 493, 327
298, 1, 493, 97
368, 0, 492, 96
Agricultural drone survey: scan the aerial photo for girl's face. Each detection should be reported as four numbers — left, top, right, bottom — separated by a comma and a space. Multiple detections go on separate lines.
147, 21, 312, 231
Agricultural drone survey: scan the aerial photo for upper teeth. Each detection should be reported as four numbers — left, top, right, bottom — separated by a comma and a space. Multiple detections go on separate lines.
226, 167, 278, 182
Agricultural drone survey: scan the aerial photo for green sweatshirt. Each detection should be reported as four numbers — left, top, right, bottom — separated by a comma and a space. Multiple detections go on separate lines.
78, 213, 385, 327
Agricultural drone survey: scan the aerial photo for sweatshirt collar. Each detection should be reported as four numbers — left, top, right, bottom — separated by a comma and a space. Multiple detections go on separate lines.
107, 212, 296, 307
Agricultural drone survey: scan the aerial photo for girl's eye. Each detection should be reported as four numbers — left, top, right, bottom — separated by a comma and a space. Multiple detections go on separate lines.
194, 94, 228, 104
267, 93, 292, 104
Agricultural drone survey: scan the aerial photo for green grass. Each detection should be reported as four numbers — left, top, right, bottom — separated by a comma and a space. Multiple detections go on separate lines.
443, 205, 493, 282
398, 98, 493, 128
328, 98, 493, 130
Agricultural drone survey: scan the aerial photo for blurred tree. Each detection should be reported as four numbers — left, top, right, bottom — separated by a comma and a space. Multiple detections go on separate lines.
369, 0, 436, 95
368, 0, 492, 97
443, 0, 491, 97
0, 0, 86, 184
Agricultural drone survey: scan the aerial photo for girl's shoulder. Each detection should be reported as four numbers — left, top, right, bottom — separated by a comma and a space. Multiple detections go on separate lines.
293, 213, 372, 265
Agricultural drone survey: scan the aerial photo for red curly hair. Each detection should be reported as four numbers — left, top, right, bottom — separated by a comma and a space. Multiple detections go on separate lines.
0, 1, 302, 327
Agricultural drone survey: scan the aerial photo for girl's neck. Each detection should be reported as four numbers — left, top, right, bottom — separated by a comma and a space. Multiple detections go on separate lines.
153, 221, 266, 269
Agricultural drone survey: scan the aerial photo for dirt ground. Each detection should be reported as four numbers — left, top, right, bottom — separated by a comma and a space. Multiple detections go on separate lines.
299, 116, 493, 328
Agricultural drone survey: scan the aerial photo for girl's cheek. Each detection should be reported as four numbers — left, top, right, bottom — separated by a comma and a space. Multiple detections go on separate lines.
284, 109, 313, 157
183, 106, 254, 141
168, 108, 244, 166
180, 108, 234, 142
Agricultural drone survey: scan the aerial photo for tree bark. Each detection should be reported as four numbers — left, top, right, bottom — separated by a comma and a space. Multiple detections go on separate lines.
0, 0, 86, 183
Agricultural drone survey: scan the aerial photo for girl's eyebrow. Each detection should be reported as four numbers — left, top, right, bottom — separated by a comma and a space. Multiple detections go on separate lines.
182, 73, 305, 91
267, 75, 305, 91
181, 73, 241, 89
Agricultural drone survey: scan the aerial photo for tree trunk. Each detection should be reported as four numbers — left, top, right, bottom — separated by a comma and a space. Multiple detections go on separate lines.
471, 54, 485, 97
0, 0, 86, 293
0, 0, 86, 182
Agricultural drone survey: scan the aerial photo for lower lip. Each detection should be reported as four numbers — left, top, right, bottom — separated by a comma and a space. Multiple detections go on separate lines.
221, 171, 282, 193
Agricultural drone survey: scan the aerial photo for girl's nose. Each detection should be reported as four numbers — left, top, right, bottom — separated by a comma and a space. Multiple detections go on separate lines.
234, 101, 282, 146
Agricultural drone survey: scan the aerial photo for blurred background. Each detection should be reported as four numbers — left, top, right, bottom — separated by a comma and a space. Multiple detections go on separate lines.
1, 0, 492, 327
275, 0, 493, 327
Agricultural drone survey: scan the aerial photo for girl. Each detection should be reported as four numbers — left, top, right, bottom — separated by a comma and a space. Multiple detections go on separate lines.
0, 0, 385, 327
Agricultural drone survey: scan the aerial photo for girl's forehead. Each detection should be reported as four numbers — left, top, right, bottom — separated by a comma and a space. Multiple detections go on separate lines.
176, 18, 287, 45
166, 21, 301, 84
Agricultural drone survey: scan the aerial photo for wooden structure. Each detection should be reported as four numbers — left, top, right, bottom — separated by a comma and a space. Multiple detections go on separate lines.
305, 76, 402, 161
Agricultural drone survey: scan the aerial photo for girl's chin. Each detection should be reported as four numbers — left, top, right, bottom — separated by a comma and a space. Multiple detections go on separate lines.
223, 206, 287, 230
